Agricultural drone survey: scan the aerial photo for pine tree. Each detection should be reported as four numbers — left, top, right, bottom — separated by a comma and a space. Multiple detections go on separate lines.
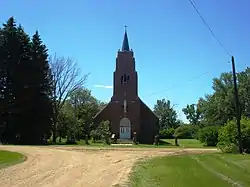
0, 27, 4, 140
0, 17, 53, 144
29, 31, 53, 144
0, 17, 21, 144
15, 25, 34, 144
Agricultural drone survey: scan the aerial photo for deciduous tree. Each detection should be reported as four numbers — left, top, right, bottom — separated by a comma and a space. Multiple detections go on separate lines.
49, 55, 88, 142
182, 104, 202, 126
153, 99, 180, 130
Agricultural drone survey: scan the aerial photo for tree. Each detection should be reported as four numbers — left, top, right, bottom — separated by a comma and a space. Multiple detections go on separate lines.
0, 17, 53, 144
0, 18, 36, 144
0, 17, 21, 144
182, 104, 202, 126
197, 68, 250, 126
27, 31, 53, 144
54, 87, 106, 143
98, 101, 107, 110
174, 125, 199, 139
153, 99, 180, 130
49, 55, 88, 142
69, 88, 100, 136
198, 126, 219, 146
218, 117, 250, 153
238, 67, 250, 118
0, 26, 4, 137
98, 120, 111, 144
58, 101, 78, 143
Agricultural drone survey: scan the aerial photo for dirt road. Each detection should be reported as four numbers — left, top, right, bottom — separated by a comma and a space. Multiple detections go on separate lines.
0, 146, 217, 187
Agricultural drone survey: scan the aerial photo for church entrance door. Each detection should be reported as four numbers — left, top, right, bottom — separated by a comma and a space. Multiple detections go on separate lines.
119, 117, 131, 139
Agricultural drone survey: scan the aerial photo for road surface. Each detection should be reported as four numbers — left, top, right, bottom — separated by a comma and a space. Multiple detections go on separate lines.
0, 146, 217, 187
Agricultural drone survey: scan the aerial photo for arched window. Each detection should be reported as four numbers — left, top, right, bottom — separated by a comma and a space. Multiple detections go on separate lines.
120, 73, 130, 84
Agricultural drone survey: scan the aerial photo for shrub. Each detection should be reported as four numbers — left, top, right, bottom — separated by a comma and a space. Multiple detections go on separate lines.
98, 120, 111, 145
241, 121, 250, 153
217, 142, 238, 153
90, 129, 101, 143
90, 120, 112, 144
159, 128, 175, 139
218, 117, 250, 153
198, 126, 219, 146
174, 125, 199, 139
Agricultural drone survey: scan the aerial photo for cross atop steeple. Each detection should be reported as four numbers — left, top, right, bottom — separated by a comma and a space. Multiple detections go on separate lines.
122, 25, 130, 52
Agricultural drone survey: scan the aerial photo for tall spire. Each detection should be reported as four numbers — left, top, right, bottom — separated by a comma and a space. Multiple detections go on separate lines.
122, 25, 130, 51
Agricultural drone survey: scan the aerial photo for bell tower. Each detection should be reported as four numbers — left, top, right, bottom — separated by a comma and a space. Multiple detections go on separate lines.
111, 28, 138, 102
94, 27, 159, 143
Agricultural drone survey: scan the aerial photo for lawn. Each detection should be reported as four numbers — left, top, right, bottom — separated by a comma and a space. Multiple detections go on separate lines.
0, 150, 25, 169
51, 141, 175, 149
128, 153, 250, 187
50, 138, 176, 148
163, 138, 206, 148
49, 138, 212, 149
50, 138, 213, 149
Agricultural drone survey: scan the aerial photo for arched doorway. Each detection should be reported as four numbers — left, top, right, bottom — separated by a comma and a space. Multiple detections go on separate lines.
119, 117, 131, 139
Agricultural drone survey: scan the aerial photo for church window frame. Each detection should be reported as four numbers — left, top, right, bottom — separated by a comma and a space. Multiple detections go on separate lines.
120, 73, 130, 84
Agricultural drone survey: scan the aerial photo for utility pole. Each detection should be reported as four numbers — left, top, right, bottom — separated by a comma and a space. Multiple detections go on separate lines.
231, 56, 243, 154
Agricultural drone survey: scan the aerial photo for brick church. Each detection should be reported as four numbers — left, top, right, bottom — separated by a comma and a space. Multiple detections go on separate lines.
94, 29, 159, 144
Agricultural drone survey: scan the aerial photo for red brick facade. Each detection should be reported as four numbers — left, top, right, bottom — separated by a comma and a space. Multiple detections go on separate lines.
94, 30, 159, 144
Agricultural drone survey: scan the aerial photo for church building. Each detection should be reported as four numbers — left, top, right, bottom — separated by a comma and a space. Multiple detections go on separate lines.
94, 29, 159, 144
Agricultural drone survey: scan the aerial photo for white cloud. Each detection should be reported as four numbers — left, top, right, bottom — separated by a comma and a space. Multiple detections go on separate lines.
94, 84, 113, 89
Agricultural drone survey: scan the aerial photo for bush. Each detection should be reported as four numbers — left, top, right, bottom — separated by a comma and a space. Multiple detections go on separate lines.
90, 129, 101, 143
217, 142, 238, 153
92, 120, 111, 145
198, 126, 219, 146
159, 128, 175, 139
218, 117, 250, 153
174, 125, 199, 139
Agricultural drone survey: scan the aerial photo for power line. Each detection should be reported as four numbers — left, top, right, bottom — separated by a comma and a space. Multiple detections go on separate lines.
143, 2, 232, 98
144, 71, 208, 97
188, 0, 231, 57
189, 0, 244, 153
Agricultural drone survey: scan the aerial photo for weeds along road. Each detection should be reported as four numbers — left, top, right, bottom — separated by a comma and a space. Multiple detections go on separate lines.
0, 145, 218, 187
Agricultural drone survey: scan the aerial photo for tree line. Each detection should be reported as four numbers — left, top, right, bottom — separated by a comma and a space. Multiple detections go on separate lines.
155, 67, 250, 153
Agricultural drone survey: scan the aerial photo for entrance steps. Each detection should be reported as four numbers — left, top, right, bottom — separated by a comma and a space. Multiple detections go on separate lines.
117, 139, 133, 144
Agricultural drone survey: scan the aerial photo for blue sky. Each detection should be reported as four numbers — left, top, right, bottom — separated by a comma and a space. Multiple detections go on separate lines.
1, 0, 249, 122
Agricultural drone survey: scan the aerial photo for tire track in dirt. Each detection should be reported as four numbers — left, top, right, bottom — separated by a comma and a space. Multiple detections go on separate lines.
0, 146, 218, 187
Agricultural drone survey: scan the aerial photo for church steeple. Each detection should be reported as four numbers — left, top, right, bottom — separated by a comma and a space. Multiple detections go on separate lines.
122, 26, 130, 51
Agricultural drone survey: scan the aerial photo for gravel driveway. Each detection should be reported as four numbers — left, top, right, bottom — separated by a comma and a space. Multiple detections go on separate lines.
0, 146, 217, 187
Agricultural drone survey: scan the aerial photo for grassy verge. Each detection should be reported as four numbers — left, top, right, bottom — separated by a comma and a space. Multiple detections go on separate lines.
0, 150, 25, 169
162, 138, 212, 148
49, 138, 176, 148
128, 153, 250, 187
49, 138, 215, 149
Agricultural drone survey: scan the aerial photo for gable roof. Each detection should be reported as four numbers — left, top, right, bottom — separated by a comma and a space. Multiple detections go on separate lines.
93, 102, 110, 119
139, 98, 159, 119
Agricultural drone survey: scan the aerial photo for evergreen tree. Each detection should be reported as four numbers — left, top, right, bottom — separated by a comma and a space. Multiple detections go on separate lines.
0, 17, 53, 144
0, 17, 21, 144
29, 31, 53, 144
15, 25, 33, 144
0, 27, 4, 139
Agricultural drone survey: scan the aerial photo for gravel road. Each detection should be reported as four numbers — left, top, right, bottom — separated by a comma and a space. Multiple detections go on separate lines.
0, 146, 217, 187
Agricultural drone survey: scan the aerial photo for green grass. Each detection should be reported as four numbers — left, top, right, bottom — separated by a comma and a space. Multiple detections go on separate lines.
49, 138, 176, 148
0, 150, 25, 169
162, 138, 208, 148
129, 153, 250, 187
50, 138, 213, 149
51, 141, 175, 149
